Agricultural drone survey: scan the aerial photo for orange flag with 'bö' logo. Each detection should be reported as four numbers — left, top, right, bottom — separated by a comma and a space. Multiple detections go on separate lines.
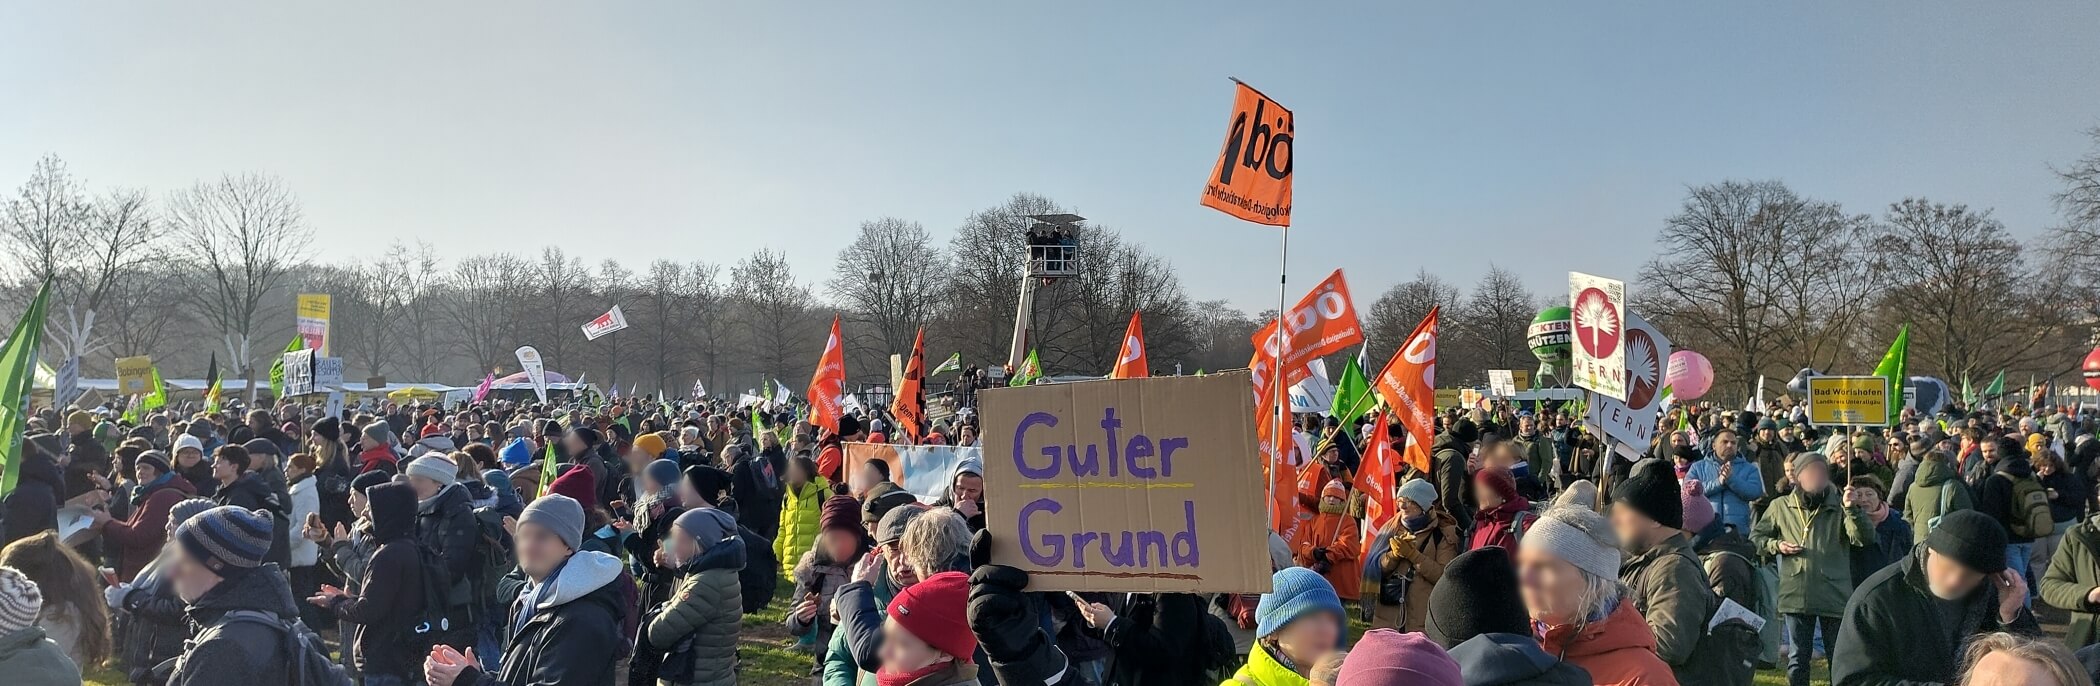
1201, 81, 1293, 226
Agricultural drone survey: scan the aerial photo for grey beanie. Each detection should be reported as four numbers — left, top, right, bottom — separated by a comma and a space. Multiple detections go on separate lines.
1396, 478, 1438, 509
876, 503, 928, 546
404, 455, 459, 489
673, 507, 737, 550
520, 494, 585, 552
1523, 505, 1622, 581
1790, 451, 1828, 475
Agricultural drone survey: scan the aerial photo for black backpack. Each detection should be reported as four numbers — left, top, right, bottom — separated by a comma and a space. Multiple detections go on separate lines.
184, 610, 352, 686
467, 506, 516, 619
737, 525, 779, 614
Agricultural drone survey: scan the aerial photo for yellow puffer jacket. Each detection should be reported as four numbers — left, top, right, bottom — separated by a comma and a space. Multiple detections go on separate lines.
775, 477, 831, 576
1219, 642, 1309, 686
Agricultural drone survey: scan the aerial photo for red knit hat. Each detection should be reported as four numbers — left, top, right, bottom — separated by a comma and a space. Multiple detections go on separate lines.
819, 495, 862, 534
886, 571, 975, 662
1474, 467, 1519, 504
546, 464, 598, 510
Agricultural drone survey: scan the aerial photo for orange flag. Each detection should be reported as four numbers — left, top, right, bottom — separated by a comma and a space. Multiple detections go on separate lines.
1110, 311, 1149, 379
1200, 81, 1294, 226
891, 328, 927, 443
807, 315, 847, 435
1371, 306, 1439, 474
1250, 269, 1365, 476
1355, 412, 1399, 550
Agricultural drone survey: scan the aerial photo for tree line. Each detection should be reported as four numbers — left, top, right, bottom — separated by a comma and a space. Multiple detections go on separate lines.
6, 128, 2100, 399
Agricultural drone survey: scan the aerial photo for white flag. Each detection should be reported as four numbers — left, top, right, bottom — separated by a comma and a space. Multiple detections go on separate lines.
581, 305, 630, 341
514, 346, 549, 403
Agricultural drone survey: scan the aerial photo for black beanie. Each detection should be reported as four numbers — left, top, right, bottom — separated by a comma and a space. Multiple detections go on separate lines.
1928, 510, 2009, 574
1425, 546, 1531, 649
837, 414, 862, 437
350, 470, 392, 495
1612, 458, 1684, 530
312, 417, 342, 443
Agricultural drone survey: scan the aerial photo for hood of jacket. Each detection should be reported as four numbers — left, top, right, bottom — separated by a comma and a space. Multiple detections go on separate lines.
411, 435, 457, 457
367, 483, 417, 542
186, 562, 299, 624
1914, 454, 1958, 488
14, 450, 62, 493
219, 472, 279, 508
417, 481, 466, 516
1994, 454, 2034, 480
141, 473, 198, 500
1449, 633, 1592, 686
537, 549, 625, 610
682, 533, 748, 574
1623, 530, 1696, 575
1540, 601, 1658, 661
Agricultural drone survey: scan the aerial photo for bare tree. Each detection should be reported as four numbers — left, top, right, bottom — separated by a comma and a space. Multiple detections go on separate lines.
830, 218, 947, 378
1365, 269, 1461, 372
164, 173, 311, 397
1637, 180, 1873, 394
1188, 299, 1258, 373
440, 252, 535, 376
0, 156, 163, 358
1030, 229, 1198, 375
2047, 126, 2100, 326
97, 267, 190, 367
588, 258, 634, 391
1451, 265, 1536, 384
528, 247, 591, 373
730, 249, 820, 388
391, 242, 448, 380
680, 262, 730, 394
1868, 198, 2068, 379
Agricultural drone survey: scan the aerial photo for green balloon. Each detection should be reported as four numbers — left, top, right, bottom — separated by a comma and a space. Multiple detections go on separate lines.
1528, 306, 1572, 364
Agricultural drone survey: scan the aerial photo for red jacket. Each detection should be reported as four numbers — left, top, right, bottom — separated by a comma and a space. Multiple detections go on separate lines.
1537, 601, 1680, 686
103, 475, 197, 580
1469, 498, 1533, 552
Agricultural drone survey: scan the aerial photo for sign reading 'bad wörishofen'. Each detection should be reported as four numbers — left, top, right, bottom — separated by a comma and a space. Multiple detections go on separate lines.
981, 372, 1271, 594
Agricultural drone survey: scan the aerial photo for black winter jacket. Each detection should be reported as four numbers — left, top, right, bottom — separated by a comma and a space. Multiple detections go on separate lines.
213, 471, 292, 567
329, 483, 423, 678
0, 444, 63, 548
460, 551, 630, 686
164, 564, 302, 686
1831, 545, 2042, 686
414, 483, 480, 645
1448, 633, 1593, 686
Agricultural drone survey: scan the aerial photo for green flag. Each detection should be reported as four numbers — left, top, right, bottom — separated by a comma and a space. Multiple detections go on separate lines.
1871, 324, 1909, 426
0, 281, 52, 498
1009, 349, 1043, 387
1961, 374, 1974, 406
268, 335, 305, 398
538, 443, 558, 497
930, 352, 962, 377
1329, 357, 1375, 435
1983, 370, 2005, 399
142, 368, 168, 411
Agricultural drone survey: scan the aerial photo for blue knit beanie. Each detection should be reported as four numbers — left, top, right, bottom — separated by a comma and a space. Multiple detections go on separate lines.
500, 437, 534, 466
645, 459, 683, 495
1256, 566, 1345, 638
176, 506, 275, 575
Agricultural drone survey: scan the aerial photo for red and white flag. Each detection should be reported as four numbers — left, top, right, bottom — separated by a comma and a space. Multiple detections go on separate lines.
581, 305, 630, 341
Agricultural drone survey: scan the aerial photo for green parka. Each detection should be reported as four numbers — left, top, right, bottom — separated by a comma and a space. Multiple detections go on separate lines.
646, 536, 747, 686
1902, 454, 1972, 536
1751, 486, 1871, 617
2041, 514, 2100, 648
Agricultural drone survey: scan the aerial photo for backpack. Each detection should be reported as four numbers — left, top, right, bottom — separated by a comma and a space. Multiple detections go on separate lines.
1665, 549, 1757, 686
1999, 472, 2055, 539
467, 506, 515, 619
187, 610, 352, 686
736, 525, 779, 614
1196, 612, 1242, 685
1926, 480, 1958, 531
406, 542, 460, 658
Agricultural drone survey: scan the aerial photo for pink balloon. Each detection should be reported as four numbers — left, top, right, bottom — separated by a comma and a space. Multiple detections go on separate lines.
1666, 350, 1714, 400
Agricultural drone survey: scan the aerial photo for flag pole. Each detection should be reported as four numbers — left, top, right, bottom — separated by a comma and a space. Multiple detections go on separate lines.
1271, 222, 1290, 531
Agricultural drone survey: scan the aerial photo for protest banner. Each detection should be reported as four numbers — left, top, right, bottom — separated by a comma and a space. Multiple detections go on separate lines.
1200, 81, 1293, 226
1587, 310, 1671, 450
981, 372, 1271, 593
281, 349, 316, 396
1287, 359, 1334, 414
296, 293, 331, 356
1806, 376, 1891, 427
1569, 272, 1629, 400
115, 356, 154, 396
53, 356, 80, 409
314, 356, 344, 390
324, 391, 344, 420
515, 346, 548, 402
844, 442, 979, 505
581, 305, 629, 341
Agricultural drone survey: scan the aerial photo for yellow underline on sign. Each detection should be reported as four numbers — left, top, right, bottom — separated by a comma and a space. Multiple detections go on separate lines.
1016, 482, 1198, 490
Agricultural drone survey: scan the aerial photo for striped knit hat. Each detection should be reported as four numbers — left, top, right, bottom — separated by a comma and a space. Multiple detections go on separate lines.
0, 567, 43, 637
176, 506, 275, 575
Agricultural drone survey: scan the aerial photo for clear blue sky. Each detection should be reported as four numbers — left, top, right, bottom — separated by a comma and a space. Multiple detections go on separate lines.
4, 2, 2097, 311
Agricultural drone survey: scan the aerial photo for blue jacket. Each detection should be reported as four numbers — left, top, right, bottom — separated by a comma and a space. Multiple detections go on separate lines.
1686, 452, 1763, 534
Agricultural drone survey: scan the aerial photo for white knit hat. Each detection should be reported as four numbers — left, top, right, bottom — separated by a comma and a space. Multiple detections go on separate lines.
0, 566, 44, 637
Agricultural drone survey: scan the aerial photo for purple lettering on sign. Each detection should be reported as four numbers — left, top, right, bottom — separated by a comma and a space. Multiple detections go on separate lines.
1017, 497, 1201, 570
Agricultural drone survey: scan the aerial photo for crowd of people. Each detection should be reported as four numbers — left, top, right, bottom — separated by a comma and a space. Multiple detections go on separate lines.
0, 386, 2096, 686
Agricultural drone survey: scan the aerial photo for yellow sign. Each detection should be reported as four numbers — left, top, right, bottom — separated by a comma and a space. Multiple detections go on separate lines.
114, 356, 154, 396
1806, 376, 1890, 427
1511, 369, 1531, 390
1434, 388, 1461, 409
297, 293, 331, 356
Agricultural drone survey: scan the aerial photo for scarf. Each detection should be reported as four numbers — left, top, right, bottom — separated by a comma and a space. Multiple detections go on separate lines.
1866, 500, 1891, 525
876, 661, 951, 686
1403, 513, 1432, 533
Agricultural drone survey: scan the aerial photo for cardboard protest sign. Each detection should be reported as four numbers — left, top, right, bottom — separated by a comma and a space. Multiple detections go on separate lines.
115, 356, 154, 396
1569, 272, 1629, 401
1806, 376, 1890, 427
1201, 81, 1294, 226
1587, 311, 1671, 450
844, 442, 979, 505
281, 349, 316, 396
53, 356, 80, 409
981, 372, 1270, 593
1488, 370, 1516, 398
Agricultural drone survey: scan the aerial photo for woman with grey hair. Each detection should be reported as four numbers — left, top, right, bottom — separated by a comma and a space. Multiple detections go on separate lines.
1517, 505, 1676, 686
1958, 632, 2089, 686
